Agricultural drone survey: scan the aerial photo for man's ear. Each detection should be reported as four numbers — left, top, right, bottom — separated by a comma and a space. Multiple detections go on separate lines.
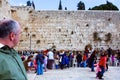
9, 32, 15, 41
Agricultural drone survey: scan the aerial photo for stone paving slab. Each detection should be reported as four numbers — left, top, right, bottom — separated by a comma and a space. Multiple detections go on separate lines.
28, 66, 120, 80
27, 72, 36, 80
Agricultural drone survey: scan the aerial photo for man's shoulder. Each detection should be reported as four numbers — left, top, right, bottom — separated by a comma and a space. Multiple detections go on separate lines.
0, 51, 10, 62
0, 51, 7, 58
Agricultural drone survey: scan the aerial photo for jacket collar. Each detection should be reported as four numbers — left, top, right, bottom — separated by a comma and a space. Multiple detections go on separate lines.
0, 45, 16, 55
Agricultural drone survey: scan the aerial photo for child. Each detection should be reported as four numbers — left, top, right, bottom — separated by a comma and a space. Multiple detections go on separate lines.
54, 53, 59, 69
73, 54, 77, 67
95, 62, 101, 78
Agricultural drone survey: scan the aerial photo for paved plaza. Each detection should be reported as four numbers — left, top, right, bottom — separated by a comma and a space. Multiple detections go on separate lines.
28, 66, 120, 80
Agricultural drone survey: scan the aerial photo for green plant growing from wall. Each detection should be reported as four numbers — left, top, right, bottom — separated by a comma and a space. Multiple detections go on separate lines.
93, 32, 101, 41
51, 45, 56, 49
105, 33, 112, 42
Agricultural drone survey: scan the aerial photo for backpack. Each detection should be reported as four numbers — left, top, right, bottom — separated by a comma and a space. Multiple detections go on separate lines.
36, 54, 44, 64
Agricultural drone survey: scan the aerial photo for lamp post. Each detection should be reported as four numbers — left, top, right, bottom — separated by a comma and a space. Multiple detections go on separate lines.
30, 32, 31, 51
28, 31, 31, 51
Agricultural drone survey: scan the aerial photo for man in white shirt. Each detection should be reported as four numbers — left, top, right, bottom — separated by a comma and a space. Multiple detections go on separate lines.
47, 49, 54, 69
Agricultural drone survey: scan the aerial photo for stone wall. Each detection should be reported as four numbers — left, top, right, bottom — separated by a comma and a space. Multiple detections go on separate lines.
0, 0, 120, 50
0, 0, 11, 19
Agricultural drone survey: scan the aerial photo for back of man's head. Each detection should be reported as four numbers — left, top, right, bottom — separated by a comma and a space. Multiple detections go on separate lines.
0, 19, 18, 38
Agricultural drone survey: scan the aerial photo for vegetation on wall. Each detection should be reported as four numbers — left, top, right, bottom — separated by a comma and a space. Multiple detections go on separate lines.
93, 32, 112, 43
105, 33, 112, 42
93, 32, 101, 41
51, 45, 56, 49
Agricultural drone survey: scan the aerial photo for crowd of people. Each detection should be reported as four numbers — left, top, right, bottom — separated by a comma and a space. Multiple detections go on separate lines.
19, 47, 120, 79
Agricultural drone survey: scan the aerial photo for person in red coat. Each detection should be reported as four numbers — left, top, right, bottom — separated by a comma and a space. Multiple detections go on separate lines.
98, 51, 107, 79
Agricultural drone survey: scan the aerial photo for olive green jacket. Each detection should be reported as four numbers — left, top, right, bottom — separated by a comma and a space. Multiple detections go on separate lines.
0, 46, 28, 80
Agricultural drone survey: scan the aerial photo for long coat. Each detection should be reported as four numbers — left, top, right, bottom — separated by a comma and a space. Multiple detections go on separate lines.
0, 46, 27, 80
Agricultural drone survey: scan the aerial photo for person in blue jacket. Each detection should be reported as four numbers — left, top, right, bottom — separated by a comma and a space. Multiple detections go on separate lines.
36, 50, 44, 75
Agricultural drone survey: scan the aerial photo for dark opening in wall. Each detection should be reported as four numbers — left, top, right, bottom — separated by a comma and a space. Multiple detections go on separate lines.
66, 30, 68, 32
29, 10, 33, 13
86, 24, 89, 27
11, 10, 16, 13
45, 15, 50, 18
20, 40, 23, 42
64, 34, 67, 37
59, 29, 61, 32
71, 31, 74, 35
32, 34, 36, 38
24, 27, 28, 32
108, 18, 111, 21
36, 40, 40, 44
68, 12, 70, 14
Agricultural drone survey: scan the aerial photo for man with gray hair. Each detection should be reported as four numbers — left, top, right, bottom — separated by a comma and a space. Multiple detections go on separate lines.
0, 19, 28, 80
